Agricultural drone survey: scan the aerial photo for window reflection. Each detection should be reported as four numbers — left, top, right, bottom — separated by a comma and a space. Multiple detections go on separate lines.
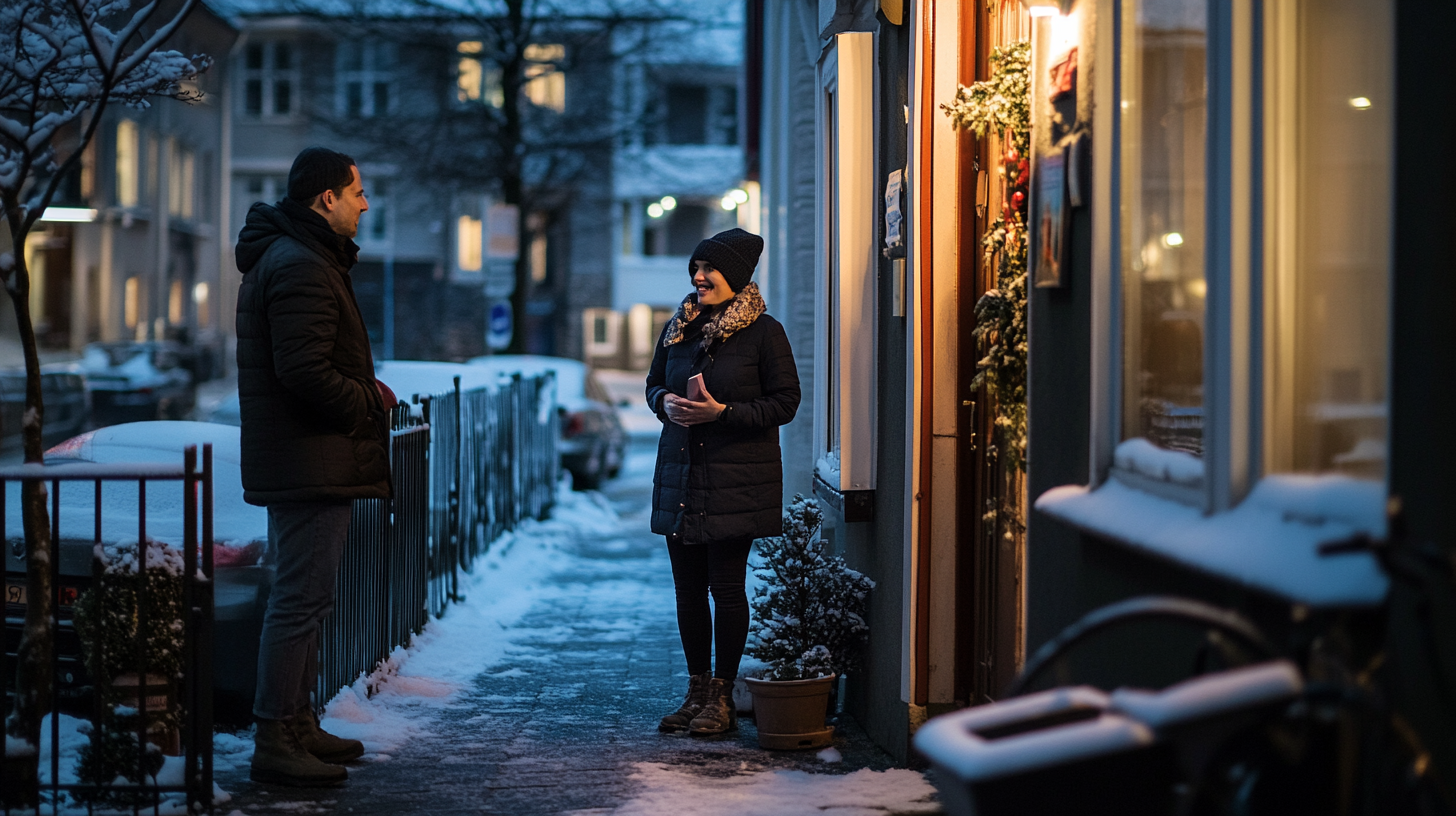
1120, 0, 1207, 456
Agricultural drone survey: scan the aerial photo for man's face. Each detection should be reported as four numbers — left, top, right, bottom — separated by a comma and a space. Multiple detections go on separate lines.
321, 165, 368, 238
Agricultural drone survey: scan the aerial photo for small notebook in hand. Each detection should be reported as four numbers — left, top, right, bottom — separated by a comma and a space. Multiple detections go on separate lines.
686, 373, 707, 402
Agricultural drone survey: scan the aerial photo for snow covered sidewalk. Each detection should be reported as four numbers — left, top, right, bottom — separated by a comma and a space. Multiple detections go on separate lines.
211, 442, 941, 815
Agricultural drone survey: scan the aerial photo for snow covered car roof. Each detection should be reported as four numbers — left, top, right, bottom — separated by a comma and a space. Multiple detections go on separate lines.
23, 421, 267, 564
375, 360, 522, 403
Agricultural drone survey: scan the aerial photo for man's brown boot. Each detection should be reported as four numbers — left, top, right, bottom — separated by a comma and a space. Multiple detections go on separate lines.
688, 677, 737, 735
290, 707, 365, 764
250, 718, 348, 787
659, 672, 711, 733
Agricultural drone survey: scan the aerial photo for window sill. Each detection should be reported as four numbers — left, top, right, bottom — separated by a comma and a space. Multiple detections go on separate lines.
1034, 473, 1388, 608
813, 470, 873, 523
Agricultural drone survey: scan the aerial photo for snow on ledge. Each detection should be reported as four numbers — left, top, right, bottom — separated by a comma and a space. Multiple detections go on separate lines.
1034, 475, 1388, 608
1115, 438, 1203, 486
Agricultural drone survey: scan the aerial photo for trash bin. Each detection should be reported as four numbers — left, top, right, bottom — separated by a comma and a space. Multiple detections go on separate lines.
914, 686, 1179, 816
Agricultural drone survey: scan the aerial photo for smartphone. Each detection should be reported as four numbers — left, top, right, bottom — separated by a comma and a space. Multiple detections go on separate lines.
686, 373, 706, 401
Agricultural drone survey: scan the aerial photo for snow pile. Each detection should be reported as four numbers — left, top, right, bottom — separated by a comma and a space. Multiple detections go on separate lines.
611, 763, 939, 816
31, 712, 232, 815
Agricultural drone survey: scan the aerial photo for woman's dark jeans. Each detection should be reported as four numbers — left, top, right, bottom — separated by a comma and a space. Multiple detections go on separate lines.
667, 535, 754, 681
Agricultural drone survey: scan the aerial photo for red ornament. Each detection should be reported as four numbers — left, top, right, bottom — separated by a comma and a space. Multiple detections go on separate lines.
1005, 147, 1019, 162
1012, 191, 1025, 209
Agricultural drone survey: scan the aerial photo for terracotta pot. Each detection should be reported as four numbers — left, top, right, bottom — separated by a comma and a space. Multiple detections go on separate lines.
111, 673, 180, 755
745, 673, 837, 750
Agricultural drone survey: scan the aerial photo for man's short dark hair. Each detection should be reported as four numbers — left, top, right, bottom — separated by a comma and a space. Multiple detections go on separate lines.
287, 146, 357, 203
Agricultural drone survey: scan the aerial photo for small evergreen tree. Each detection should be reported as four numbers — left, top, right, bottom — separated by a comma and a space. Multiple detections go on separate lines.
748, 496, 875, 681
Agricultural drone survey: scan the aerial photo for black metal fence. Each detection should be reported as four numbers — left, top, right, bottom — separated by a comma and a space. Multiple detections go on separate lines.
1, 446, 215, 814
317, 371, 557, 703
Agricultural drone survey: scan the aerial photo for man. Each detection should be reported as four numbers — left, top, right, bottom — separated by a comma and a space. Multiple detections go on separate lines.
234, 146, 391, 787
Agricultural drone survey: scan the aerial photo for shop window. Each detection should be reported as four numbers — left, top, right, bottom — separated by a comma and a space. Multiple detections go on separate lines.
1263, 0, 1392, 482
1095, 0, 1392, 507
338, 40, 394, 117
242, 41, 298, 118
115, 119, 139, 208
813, 33, 877, 495
1119, 0, 1207, 461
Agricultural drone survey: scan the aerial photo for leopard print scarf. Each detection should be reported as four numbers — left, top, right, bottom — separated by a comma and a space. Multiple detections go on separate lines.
661, 282, 766, 351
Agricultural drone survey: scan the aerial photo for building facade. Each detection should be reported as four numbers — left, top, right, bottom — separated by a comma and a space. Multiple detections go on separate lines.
759, 0, 1453, 793
7, 2, 238, 376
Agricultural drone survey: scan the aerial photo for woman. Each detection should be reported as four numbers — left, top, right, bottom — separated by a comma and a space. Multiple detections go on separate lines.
646, 227, 800, 736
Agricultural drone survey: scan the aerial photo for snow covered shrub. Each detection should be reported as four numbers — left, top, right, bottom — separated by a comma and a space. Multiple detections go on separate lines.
72, 538, 186, 800
747, 496, 875, 681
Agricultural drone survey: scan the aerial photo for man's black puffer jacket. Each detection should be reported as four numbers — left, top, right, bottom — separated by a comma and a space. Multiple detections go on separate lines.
646, 297, 800, 545
234, 199, 390, 506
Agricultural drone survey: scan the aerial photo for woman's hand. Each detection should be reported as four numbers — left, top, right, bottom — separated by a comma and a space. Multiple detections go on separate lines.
663, 389, 726, 426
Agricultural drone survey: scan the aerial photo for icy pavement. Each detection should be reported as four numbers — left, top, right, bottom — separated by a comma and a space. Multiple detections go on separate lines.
209, 439, 942, 815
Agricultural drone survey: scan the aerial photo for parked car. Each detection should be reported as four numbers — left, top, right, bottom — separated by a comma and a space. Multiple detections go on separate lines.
467, 355, 626, 490
3, 421, 269, 720
80, 341, 195, 426
0, 363, 89, 452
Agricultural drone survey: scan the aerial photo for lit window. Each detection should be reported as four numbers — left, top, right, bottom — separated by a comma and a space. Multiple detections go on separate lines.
457, 215, 482, 272
1263, 0, 1392, 481
194, 282, 210, 328
124, 277, 140, 329
524, 44, 565, 112
457, 41, 503, 107
169, 279, 184, 325
115, 119, 139, 208
168, 144, 195, 219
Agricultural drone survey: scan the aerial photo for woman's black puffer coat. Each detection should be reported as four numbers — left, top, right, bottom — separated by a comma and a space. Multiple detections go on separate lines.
234, 199, 390, 506
646, 286, 800, 544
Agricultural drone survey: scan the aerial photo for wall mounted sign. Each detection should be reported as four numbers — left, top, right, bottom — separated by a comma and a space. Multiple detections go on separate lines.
1033, 148, 1070, 288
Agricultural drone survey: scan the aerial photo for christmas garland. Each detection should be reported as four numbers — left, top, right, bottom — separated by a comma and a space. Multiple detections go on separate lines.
941, 41, 1032, 473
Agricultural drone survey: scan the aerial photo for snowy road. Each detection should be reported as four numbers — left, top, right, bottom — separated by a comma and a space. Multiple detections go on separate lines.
202, 438, 941, 814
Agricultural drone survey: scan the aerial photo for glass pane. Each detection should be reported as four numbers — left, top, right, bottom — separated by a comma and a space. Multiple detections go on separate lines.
245, 43, 264, 70
1264, 0, 1391, 480
1120, 0, 1207, 457
244, 79, 262, 116
274, 80, 292, 115
346, 82, 363, 116
373, 82, 389, 115
273, 42, 293, 71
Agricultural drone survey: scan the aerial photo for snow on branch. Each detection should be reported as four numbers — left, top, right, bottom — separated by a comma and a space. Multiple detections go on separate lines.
0, 0, 208, 220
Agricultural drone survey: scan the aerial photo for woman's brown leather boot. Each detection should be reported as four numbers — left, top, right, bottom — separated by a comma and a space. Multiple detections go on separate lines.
658, 672, 711, 732
688, 677, 737, 735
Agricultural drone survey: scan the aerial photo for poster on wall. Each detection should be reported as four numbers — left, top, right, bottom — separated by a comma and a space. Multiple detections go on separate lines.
1033, 148, 1070, 288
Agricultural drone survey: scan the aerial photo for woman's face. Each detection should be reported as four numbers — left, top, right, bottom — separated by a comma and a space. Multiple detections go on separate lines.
692, 260, 734, 307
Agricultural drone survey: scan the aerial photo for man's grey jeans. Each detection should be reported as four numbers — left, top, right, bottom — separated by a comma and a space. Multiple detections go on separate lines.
254, 500, 354, 721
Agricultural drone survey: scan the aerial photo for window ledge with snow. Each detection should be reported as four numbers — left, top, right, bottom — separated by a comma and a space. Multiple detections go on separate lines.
1035, 469, 1389, 609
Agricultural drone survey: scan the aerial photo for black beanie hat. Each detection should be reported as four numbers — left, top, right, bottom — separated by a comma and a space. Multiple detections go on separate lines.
689, 228, 764, 293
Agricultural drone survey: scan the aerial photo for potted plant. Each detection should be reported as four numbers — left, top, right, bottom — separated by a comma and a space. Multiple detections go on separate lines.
745, 495, 874, 750
72, 538, 186, 803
